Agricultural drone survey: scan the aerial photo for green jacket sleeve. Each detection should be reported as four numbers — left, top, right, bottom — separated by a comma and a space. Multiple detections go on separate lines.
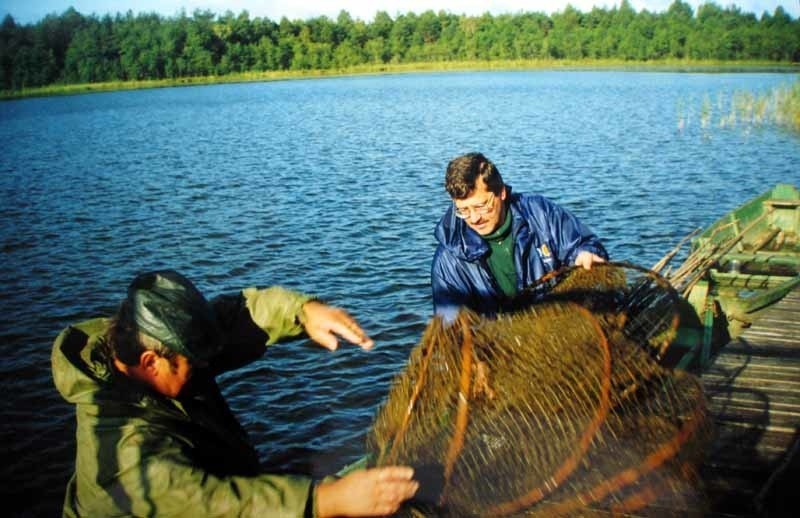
207, 287, 314, 374
242, 286, 313, 345
64, 418, 317, 517
135, 442, 314, 517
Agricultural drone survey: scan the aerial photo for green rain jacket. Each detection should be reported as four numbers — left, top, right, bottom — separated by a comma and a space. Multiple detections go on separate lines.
52, 286, 321, 517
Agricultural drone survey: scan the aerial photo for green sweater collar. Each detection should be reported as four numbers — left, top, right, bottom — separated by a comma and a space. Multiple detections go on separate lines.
482, 207, 517, 297
484, 206, 512, 242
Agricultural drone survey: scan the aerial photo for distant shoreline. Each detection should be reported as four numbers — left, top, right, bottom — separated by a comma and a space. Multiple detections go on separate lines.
2, 59, 799, 101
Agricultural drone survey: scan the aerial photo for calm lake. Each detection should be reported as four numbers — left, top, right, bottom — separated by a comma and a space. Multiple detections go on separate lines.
1, 70, 799, 515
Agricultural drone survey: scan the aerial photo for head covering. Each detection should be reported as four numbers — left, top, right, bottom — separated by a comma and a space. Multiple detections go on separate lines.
127, 270, 222, 362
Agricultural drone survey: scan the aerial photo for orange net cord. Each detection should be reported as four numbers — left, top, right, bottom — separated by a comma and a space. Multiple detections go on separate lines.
487, 304, 612, 516
546, 400, 707, 515
439, 313, 475, 505
609, 461, 699, 514
385, 323, 441, 465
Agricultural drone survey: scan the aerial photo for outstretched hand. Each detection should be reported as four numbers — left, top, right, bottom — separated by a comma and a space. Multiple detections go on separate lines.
301, 300, 374, 351
574, 250, 606, 270
316, 466, 419, 517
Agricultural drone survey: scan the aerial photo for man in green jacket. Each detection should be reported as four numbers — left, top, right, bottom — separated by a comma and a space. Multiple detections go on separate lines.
52, 270, 418, 517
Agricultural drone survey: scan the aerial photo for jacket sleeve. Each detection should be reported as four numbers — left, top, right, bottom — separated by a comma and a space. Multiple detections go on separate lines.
208, 286, 314, 374
540, 197, 608, 266
431, 249, 467, 324
242, 286, 313, 344
73, 427, 317, 517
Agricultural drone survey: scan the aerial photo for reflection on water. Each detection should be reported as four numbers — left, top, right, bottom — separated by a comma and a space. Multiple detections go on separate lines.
1, 70, 798, 515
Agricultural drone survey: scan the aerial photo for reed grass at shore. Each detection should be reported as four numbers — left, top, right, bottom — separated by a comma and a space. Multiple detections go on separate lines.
688, 79, 800, 134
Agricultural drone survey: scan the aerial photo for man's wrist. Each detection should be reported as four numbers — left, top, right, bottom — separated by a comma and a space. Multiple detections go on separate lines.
297, 298, 322, 326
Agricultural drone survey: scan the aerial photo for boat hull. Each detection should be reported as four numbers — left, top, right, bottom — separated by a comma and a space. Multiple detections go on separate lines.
672, 183, 799, 370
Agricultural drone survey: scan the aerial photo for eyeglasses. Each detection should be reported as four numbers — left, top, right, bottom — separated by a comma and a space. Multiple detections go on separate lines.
453, 193, 496, 219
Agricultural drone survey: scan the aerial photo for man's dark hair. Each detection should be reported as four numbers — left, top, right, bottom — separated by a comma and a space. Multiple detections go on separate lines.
445, 152, 504, 199
106, 299, 176, 366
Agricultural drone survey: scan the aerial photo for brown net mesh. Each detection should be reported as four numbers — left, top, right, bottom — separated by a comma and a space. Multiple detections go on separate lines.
367, 263, 712, 516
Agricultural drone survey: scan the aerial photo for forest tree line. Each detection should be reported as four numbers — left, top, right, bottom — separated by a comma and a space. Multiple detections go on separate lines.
1, 1, 798, 91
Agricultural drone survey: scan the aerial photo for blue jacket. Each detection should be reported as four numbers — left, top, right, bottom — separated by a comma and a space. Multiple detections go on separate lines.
431, 188, 608, 321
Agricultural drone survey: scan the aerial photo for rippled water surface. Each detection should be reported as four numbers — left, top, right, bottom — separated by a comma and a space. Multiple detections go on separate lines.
1, 70, 799, 515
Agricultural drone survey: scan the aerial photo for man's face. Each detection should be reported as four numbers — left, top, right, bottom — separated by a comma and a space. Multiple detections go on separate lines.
154, 353, 194, 398
453, 178, 507, 236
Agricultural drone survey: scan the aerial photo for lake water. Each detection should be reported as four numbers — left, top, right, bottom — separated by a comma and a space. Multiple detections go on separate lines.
1, 70, 799, 516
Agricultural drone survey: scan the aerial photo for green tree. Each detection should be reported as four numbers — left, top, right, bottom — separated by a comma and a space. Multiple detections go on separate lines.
179, 10, 219, 76
370, 11, 393, 40
38, 7, 85, 75
11, 41, 57, 88
161, 12, 188, 77
434, 11, 464, 60
665, 1, 694, 58
549, 6, 586, 59
760, 6, 800, 61
64, 16, 119, 82
116, 12, 166, 80
333, 39, 362, 67
0, 14, 20, 88
389, 13, 419, 62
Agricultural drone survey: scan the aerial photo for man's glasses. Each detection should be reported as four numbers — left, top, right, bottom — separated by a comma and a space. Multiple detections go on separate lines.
453, 193, 496, 219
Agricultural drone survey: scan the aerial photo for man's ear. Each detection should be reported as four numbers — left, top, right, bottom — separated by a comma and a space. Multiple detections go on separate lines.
138, 350, 160, 375
500, 185, 507, 201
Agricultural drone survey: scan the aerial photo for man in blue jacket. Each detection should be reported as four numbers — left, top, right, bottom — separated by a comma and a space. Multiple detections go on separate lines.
432, 152, 608, 321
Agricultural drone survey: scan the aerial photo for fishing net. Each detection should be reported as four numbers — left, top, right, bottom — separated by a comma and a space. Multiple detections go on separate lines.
367, 262, 712, 516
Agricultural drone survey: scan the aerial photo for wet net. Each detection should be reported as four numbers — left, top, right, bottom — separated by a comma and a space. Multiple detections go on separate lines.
367, 262, 712, 516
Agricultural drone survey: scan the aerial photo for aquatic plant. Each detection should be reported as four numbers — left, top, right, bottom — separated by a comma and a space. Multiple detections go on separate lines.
775, 80, 800, 132
681, 79, 800, 136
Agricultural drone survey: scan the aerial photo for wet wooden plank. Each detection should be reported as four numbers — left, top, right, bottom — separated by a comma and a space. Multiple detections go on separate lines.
706, 422, 799, 461
700, 286, 800, 517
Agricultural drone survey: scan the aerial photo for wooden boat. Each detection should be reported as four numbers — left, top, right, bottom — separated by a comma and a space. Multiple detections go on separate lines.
666, 183, 800, 370
662, 183, 799, 517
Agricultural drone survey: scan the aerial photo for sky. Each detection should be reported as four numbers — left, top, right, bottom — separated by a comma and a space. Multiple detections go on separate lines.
1, 0, 798, 25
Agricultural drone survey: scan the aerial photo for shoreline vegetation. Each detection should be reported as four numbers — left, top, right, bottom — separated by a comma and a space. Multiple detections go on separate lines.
2, 59, 798, 101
